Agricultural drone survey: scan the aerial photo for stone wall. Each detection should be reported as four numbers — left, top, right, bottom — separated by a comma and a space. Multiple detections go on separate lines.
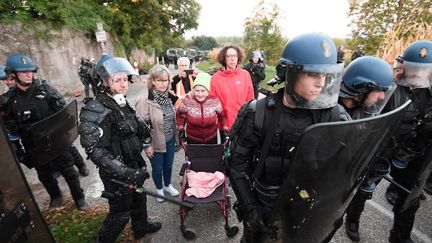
0, 23, 154, 96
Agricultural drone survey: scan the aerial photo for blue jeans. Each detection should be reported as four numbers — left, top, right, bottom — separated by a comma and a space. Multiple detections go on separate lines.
151, 138, 175, 189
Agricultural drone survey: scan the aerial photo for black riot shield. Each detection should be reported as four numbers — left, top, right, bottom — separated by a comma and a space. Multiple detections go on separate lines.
28, 100, 78, 165
0, 117, 55, 242
401, 147, 432, 212
266, 100, 411, 243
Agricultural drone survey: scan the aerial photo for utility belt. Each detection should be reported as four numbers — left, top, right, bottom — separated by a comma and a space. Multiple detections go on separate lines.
253, 179, 280, 207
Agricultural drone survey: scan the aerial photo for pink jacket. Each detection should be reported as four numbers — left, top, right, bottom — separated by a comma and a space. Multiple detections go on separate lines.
209, 66, 254, 129
185, 170, 225, 198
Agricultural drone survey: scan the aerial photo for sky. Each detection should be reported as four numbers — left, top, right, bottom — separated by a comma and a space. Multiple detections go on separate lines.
184, 0, 351, 39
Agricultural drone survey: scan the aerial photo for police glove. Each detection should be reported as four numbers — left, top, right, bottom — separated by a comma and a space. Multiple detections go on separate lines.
245, 206, 268, 233
124, 167, 149, 186
134, 167, 150, 187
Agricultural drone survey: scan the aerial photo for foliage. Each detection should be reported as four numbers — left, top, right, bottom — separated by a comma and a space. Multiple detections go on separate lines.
43, 202, 134, 243
196, 59, 219, 72
0, 0, 201, 56
191, 35, 218, 50
242, 0, 286, 65
215, 36, 243, 46
377, 22, 432, 65
348, 0, 432, 54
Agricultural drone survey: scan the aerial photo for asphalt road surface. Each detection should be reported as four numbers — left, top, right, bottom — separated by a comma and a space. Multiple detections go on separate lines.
21, 67, 432, 243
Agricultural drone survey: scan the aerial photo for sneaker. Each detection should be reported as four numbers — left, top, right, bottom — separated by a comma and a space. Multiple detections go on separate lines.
75, 198, 88, 211
156, 189, 165, 202
133, 222, 162, 239
163, 184, 179, 197
78, 165, 90, 177
49, 194, 64, 208
345, 221, 360, 241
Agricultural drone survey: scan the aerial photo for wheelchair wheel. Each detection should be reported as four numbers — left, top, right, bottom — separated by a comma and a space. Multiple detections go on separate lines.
180, 225, 196, 240
225, 225, 239, 238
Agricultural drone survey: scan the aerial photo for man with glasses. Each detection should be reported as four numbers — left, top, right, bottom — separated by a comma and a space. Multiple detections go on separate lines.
210, 44, 254, 136
171, 57, 197, 108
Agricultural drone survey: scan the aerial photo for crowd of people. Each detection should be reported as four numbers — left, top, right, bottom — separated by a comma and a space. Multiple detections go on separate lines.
0, 33, 431, 243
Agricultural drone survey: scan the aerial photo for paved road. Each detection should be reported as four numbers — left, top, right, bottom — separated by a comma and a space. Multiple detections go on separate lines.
22, 69, 432, 243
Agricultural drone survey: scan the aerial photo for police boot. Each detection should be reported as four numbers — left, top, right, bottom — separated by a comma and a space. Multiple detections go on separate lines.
389, 229, 414, 243
49, 193, 64, 208
344, 220, 360, 242
78, 165, 90, 177
75, 198, 88, 211
424, 174, 432, 195
385, 184, 399, 206
133, 222, 162, 240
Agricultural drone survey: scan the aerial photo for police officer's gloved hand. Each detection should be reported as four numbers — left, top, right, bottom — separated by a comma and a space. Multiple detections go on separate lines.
134, 167, 150, 187
245, 206, 268, 233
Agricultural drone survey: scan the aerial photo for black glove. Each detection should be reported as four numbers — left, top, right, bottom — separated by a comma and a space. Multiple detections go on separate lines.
178, 130, 186, 142
125, 167, 150, 186
245, 206, 268, 233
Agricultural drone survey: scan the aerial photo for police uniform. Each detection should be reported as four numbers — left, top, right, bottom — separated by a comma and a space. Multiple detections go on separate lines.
79, 56, 160, 242
384, 86, 432, 242
4, 79, 85, 208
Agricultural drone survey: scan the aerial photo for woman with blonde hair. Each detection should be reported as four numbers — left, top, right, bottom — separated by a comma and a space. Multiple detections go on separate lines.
136, 65, 179, 202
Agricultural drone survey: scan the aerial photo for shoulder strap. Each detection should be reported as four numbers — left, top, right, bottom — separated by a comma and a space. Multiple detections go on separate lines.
253, 94, 282, 179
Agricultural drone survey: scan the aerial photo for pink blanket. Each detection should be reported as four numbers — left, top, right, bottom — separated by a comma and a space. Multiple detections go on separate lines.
185, 170, 225, 198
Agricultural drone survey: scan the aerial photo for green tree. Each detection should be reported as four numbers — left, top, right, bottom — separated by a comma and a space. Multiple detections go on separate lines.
0, 0, 200, 56
348, 0, 432, 54
242, 0, 286, 65
192, 35, 218, 50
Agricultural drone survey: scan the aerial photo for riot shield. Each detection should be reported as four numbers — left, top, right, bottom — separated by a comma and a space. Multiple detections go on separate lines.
0, 117, 55, 242
401, 147, 432, 212
266, 100, 411, 243
28, 100, 78, 165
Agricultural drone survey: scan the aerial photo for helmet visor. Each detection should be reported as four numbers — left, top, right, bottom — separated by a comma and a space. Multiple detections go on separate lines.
97, 57, 139, 82
363, 83, 397, 116
396, 61, 432, 88
293, 63, 344, 109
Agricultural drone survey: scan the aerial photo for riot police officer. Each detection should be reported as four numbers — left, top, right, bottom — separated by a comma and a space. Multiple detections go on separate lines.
339, 56, 394, 119
2, 54, 87, 210
78, 56, 95, 104
226, 33, 350, 243
345, 40, 432, 243
338, 56, 394, 241
79, 56, 161, 242
351, 45, 365, 62
243, 51, 266, 99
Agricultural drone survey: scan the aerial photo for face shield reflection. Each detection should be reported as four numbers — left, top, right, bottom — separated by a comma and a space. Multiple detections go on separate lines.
363, 83, 397, 116
98, 57, 138, 82
292, 63, 344, 109
396, 61, 432, 88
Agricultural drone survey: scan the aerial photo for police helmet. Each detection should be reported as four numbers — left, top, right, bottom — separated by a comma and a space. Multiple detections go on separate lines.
340, 56, 393, 98
5, 54, 38, 72
96, 56, 138, 85
396, 40, 432, 88
279, 32, 344, 109
0, 65, 7, 80
251, 51, 262, 59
